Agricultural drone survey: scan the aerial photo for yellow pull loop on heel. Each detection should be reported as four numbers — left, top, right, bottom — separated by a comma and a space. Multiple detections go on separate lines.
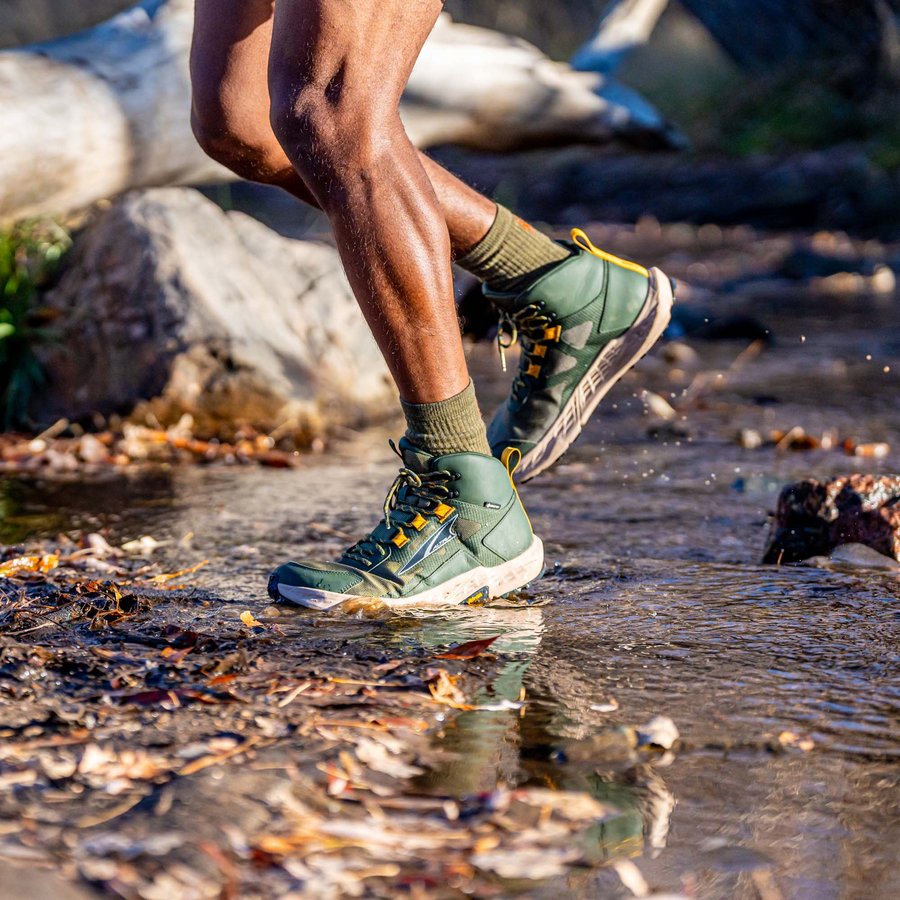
500, 446, 533, 531
570, 227, 649, 278
501, 446, 521, 479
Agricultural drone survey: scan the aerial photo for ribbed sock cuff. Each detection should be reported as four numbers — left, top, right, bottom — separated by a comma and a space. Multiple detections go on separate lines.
401, 381, 491, 457
456, 205, 570, 294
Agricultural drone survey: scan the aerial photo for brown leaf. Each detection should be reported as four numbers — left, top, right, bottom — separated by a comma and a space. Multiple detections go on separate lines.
160, 646, 192, 664
436, 635, 500, 660
110, 687, 238, 707
162, 624, 201, 648
428, 670, 471, 709
0, 553, 59, 578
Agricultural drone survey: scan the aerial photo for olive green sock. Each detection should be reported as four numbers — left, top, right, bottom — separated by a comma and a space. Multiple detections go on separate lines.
456, 204, 571, 295
401, 381, 491, 457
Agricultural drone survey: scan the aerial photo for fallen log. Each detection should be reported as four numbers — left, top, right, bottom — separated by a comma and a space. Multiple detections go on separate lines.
0, 0, 679, 225
572, 0, 671, 74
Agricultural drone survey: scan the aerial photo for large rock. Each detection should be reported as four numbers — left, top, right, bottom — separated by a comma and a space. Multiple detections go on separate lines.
763, 475, 900, 564
34, 188, 394, 439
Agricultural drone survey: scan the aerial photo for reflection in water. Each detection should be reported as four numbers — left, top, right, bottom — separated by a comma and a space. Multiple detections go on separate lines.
403, 604, 676, 870
0, 469, 177, 545
410, 606, 546, 795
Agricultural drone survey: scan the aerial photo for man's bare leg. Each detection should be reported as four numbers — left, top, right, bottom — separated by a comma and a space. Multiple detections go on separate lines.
255, 0, 544, 610
266, 0, 469, 403
190, 0, 667, 493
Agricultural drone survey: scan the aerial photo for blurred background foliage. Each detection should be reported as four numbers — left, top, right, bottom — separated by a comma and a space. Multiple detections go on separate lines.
0, 222, 70, 428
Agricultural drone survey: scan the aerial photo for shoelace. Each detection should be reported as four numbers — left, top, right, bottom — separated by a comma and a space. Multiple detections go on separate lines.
495, 227, 649, 394
343, 455, 456, 565
497, 303, 562, 400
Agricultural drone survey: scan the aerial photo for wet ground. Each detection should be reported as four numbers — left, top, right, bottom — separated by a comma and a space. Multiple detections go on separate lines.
1, 223, 899, 898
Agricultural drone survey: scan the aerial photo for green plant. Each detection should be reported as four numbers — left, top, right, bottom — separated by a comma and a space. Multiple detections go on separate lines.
0, 221, 71, 430
700, 61, 900, 162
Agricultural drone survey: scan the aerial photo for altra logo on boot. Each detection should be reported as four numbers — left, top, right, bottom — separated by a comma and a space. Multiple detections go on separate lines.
397, 515, 459, 575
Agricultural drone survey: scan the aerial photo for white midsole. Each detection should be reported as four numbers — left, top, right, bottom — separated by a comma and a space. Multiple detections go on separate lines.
517, 267, 674, 482
274, 536, 545, 611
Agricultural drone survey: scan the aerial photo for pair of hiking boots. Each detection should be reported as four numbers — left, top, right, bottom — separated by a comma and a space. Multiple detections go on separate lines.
269, 230, 674, 610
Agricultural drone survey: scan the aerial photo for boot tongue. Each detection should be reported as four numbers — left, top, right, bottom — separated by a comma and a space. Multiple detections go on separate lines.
397, 436, 435, 474
484, 289, 521, 315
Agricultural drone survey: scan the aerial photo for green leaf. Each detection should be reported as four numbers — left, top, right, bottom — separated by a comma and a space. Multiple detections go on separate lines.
0, 322, 14, 340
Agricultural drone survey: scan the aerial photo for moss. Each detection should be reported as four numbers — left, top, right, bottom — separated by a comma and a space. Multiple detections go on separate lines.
0, 221, 71, 429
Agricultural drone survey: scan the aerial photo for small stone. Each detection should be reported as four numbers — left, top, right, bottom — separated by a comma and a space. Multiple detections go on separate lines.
663, 341, 700, 368
641, 390, 677, 421
738, 429, 763, 450
869, 265, 896, 294
77, 433, 108, 464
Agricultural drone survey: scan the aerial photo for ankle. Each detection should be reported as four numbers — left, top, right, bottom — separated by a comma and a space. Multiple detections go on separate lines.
401, 381, 491, 457
456, 205, 571, 295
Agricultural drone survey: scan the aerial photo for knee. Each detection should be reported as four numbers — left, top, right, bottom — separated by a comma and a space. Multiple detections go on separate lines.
191, 98, 288, 185
269, 83, 391, 187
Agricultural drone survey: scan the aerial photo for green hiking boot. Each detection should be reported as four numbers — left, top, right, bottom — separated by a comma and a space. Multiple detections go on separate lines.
486, 228, 674, 482
267, 439, 544, 611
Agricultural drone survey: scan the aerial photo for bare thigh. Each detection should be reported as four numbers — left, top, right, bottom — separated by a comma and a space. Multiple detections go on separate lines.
190, 0, 302, 187
191, 0, 493, 251
268, 0, 443, 128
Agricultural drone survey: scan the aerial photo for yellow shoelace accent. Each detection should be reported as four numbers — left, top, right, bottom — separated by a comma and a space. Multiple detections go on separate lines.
571, 227, 649, 278
496, 228, 643, 378
344, 456, 457, 565
433, 502, 454, 523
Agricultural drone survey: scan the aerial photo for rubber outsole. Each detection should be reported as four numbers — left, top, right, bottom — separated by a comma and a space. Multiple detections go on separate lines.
515, 268, 675, 483
268, 536, 545, 612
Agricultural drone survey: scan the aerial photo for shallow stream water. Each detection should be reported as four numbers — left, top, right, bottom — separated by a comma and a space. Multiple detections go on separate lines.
2, 240, 899, 898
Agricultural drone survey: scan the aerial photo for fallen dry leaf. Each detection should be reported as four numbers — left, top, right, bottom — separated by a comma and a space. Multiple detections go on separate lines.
428, 670, 471, 709
0, 554, 59, 578
240, 611, 264, 628
148, 560, 209, 584
436, 635, 500, 660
